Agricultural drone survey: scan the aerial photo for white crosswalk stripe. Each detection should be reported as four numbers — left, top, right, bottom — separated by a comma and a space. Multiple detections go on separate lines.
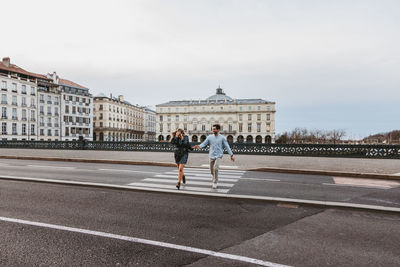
127, 169, 245, 194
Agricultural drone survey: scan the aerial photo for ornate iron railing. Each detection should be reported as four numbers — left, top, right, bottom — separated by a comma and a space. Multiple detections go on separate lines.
0, 140, 399, 158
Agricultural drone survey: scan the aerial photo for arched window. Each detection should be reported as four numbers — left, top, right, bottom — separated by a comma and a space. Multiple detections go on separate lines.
265, 135, 272, 144
158, 135, 164, 141
227, 135, 234, 143
200, 135, 207, 142
246, 135, 253, 143
237, 135, 244, 143
256, 135, 262, 143
192, 135, 198, 142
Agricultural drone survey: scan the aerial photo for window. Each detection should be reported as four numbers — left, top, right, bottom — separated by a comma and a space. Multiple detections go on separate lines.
257, 106, 261, 111
31, 86, 35, 95
1, 94, 6, 104
1, 107, 7, 119
248, 123, 252, 132
47, 95, 52, 104
1, 81, 6, 90
54, 96, 59, 104
257, 123, 261, 132
239, 106, 243, 111
239, 114, 242, 121
239, 123, 243, 132
267, 114, 270, 121
30, 124, 35, 135
22, 85, 26, 94
22, 97, 26, 106
31, 110, 35, 121
229, 124, 233, 132
12, 96, 17, 106
40, 94, 44, 103
54, 107, 59, 115
47, 106, 51, 115
99, 104, 103, 110
22, 109, 27, 120
40, 129, 44, 136
175, 115, 179, 121
202, 124, 205, 131
40, 106, 44, 115
47, 129, 52, 136
12, 83, 17, 92
30, 98, 35, 107
248, 114, 252, 121
55, 130, 59, 136
12, 108, 17, 120
257, 114, 261, 121
248, 106, 252, 111
266, 123, 271, 132
159, 115, 163, 122
22, 124, 27, 135
2, 122, 6, 134
12, 123, 17, 135
65, 105, 69, 113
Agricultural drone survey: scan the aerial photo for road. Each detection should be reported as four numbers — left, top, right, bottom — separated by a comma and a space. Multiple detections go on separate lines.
0, 159, 399, 209
1, 179, 400, 266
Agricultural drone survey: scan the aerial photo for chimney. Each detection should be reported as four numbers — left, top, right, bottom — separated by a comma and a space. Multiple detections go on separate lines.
2, 57, 10, 67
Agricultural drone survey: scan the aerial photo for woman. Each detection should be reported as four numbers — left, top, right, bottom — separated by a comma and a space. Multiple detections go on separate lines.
170, 129, 192, 189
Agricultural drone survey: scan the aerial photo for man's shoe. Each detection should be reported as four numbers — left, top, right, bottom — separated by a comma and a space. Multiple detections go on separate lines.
212, 183, 217, 189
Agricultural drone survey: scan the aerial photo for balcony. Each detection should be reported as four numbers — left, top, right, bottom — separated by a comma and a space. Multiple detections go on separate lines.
40, 123, 45, 127
1, 101, 7, 104
54, 124, 59, 127
21, 103, 27, 107
1, 116, 7, 120
31, 93, 36, 96
12, 102, 17, 106
47, 101, 52, 104
40, 112, 44, 115
47, 123, 52, 127
47, 112, 52, 116
31, 118, 36, 122
1, 132, 7, 135
12, 117, 18, 120
55, 113, 59, 116
40, 100, 44, 103
22, 117, 27, 121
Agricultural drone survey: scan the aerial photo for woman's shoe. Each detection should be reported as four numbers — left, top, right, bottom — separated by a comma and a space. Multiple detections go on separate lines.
176, 182, 181, 190
182, 175, 186, 184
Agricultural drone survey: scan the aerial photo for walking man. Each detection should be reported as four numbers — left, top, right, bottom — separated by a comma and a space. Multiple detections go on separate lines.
193, 124, 235, 189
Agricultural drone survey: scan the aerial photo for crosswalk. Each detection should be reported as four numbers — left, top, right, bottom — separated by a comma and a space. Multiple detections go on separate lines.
127, 168, 245, 194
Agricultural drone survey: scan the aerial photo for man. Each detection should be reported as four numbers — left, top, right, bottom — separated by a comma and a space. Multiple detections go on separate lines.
193, 124, 235, 189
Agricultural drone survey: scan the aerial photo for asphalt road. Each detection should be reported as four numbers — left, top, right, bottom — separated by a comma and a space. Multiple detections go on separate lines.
0, 159, 399, 209
1, 179, 400, 266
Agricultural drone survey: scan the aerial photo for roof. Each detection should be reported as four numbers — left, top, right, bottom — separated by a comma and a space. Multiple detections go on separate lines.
156, 87, 274, 107
0, 60, 50, 80
59, 78, 88, 90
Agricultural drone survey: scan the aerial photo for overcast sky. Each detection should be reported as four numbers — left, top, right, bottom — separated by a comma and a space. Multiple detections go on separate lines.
1, 0, 399, 139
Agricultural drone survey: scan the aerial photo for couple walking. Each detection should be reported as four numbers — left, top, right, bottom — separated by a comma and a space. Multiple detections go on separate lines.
170, 124, 235, 190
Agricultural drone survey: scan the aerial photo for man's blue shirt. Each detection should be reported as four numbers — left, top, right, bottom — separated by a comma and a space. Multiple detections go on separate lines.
199, 134, 233, 159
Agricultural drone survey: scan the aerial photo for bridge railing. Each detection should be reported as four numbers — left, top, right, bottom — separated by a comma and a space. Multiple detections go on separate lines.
0, 140, 399, 159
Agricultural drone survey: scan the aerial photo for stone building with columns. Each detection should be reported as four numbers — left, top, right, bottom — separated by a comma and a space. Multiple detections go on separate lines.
156, 87, 276, 143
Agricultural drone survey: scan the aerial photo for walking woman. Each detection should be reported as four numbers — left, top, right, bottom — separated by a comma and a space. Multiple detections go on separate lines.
170, 128, 192, 189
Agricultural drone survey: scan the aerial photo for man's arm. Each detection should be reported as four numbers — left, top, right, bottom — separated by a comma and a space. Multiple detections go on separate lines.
223, 137, 235, 161
194, 136, 209, 150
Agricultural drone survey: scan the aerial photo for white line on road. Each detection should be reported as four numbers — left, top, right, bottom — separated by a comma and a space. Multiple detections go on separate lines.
128, 182, 231, 193
188, 167, 245, 173
201, 164, 239, 169
0, 216, 291, 267
169, 170, 244, 176
143, 178, 235, 187
98, 168, 159, 174
27, 165, 76, 169
322, 183, 390, 189
394, 173, 400, 176
155, 175, 238, 182
240, 178, 281, 182
165, 172, 242, 178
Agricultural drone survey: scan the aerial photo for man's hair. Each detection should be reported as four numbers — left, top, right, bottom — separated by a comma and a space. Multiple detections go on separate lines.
212, 124, 221, 130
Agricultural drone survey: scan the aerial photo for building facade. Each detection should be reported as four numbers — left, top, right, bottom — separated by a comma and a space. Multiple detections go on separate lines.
1, 57, 92, 141
143, 107, 156, 141
93, 94, 145, 141
156, 87, 276, 143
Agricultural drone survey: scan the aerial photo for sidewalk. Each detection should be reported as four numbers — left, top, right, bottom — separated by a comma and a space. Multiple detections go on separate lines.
1, 149, 400, 178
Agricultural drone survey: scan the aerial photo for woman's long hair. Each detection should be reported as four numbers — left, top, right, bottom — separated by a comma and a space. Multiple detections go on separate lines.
170, 128, 185, 142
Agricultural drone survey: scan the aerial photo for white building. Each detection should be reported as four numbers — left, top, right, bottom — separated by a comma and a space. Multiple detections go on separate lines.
143, 107, 156, 141
156, 87, 276, 143
1, 57, 93, 141
1, 57, 40, 140
47, 72, 93, 141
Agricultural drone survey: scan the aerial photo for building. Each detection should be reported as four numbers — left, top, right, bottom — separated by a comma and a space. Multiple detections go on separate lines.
156, 87, 276, 143
1, 57, 92, 141
1, 57, 42, 140
93, 94, 145, 141
143, 107, 156, 141
47, 72, 93, 141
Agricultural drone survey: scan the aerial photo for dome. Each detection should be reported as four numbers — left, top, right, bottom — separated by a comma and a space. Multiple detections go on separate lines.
206, 87, 233, 101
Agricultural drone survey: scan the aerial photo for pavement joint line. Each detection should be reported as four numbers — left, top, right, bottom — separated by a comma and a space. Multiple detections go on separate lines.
27, 165, 76, 169
322, 183, 391, 189
98, 168, 159, 174
1, 175, 400, 213
0, 155, 399, 180
0, 216, 290, 267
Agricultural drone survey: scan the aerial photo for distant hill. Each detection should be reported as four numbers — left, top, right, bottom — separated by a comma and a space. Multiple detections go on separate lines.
363, 130, 400, 144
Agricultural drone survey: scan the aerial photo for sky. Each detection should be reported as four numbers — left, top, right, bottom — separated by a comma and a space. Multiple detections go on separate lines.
1, 0, 399, 139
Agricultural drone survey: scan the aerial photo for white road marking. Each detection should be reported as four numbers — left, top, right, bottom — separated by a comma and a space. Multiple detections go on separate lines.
0, 216, 291, 267
322, 183, 390, 189
394, 173, 400, 176
27, 165, 76, 170
128, 182, 231, 193
171, 170, 244, 175
0, 163, 9, 166
143, 178, 235, 187
201, 164, 239, 169
155, 175, 238, 182
165, 172, 242, 179
99, 168, 159, 174
240, 178, 281, 182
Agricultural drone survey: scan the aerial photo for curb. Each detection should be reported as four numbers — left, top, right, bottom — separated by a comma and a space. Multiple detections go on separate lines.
0, 155, 399, 180
1, 175, 399, 214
